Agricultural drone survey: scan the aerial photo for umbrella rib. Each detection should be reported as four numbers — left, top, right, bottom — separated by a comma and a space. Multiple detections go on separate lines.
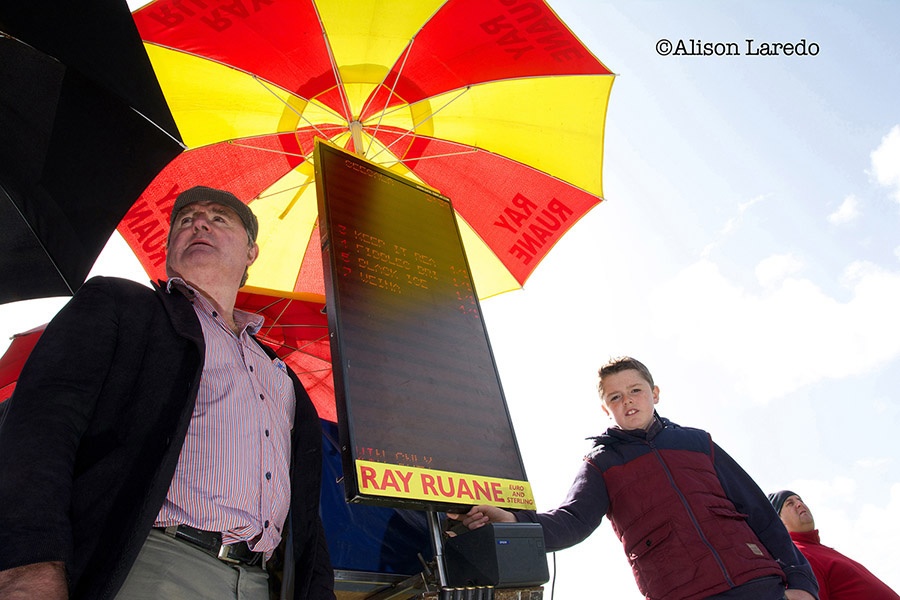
0, 182, 75, 295
367, 87, 471, 163
379, 147, 479, 166
251, 76, 345, 142
312, 3, 354, 125
227, 140, 312, 161
265, 299, 293, 334
130, 107, 187, 150
362, 38, 416, 158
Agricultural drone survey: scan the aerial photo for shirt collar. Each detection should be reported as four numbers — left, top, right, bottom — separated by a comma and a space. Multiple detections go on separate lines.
166, 278, 264, 335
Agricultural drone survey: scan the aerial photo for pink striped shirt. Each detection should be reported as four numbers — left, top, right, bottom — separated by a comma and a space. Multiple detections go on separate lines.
155, 280, 295, 555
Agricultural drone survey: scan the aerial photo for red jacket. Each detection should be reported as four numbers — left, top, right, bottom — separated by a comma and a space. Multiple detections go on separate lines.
790, 530, 898, 600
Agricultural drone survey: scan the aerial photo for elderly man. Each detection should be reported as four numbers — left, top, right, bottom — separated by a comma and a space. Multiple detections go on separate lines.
0, 186, 334, 599
769, 490, 898, 600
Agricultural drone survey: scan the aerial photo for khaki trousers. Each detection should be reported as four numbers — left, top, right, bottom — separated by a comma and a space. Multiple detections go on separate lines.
115, 529, 269, 600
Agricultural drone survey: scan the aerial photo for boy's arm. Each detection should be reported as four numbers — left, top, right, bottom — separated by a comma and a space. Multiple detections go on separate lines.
711, 441, 819, 599
520, 457, 609, 552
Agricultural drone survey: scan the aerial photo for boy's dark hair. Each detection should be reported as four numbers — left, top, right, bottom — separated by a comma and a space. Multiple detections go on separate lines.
598, 356, 655, 396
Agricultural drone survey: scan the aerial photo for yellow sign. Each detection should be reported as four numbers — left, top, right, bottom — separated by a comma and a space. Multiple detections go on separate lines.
356, 460, 536, 509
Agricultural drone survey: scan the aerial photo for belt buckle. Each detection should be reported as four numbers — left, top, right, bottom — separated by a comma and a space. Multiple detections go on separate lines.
217, 543, 242, 565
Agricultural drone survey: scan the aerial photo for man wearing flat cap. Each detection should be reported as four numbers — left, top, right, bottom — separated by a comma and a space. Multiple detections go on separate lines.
769, 490, 898, 600
0, 186, 335, 599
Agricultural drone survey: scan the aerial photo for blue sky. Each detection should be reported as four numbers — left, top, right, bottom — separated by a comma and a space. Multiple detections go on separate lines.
2, 1, 899, 597
479, 1, 900, 596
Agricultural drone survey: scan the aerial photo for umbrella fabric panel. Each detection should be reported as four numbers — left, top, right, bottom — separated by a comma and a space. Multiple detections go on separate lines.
139, 44, 345, 149
234, 291, 336, 421
1, 0, 179, 140
379, 75, 614, 196
361, 0, 613, 118
0, 37, 182, 303
0, 325, 46, 402
134, 0, 336, 102
0, 0, 182, 303
118, 132, 314, 283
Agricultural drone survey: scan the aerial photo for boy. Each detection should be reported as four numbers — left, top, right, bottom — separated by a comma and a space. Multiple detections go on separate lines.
448, 357, 818, 600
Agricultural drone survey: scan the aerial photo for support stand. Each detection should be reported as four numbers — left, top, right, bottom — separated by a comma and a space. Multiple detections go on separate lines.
427, 510, 448, 588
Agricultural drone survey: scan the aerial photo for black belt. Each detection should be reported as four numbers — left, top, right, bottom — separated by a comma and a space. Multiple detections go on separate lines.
157, 524, 264, 567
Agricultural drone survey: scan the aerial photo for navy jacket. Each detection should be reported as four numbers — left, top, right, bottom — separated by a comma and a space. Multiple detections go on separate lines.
0, 277, 334, 599
516, 415, 818, 600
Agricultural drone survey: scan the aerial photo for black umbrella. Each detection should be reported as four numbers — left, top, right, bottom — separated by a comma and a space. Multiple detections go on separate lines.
0, 0, 183, 303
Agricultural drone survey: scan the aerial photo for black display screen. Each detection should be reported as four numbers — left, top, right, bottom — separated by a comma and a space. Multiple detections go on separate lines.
315, 141, 532, 510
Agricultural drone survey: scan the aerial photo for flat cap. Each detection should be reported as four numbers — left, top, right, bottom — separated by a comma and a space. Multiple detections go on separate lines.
170, 185, 258, 241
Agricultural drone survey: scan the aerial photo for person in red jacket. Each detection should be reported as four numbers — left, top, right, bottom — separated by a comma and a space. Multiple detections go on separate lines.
768, 491, 899, 600
450, 356, 818, 600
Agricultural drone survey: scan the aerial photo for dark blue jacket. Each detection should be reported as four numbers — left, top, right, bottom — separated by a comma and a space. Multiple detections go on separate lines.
516, 415, 818, 599
0, 277, 334, 599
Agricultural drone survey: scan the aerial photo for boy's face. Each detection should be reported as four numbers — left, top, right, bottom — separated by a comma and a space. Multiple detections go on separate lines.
600, 369, 659, 431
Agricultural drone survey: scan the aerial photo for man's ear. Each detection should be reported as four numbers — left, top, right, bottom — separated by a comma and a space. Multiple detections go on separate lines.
247, 242, 260, 266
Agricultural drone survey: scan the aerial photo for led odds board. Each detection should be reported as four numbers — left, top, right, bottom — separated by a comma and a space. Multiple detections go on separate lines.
315, 141, 533, 511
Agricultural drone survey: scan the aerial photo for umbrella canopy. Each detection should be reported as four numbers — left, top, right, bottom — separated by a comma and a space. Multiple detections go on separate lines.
118, 0, 614, 301
0, 0, 183, 303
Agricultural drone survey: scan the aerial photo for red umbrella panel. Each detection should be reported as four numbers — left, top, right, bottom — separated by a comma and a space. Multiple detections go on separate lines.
235, 290, 336, 422
118, 0, 615, 302
0, 294, 336, 421
0, 324, 46, 403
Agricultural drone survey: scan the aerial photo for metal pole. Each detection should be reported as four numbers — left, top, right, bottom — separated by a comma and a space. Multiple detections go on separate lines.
427, 510, 448, 588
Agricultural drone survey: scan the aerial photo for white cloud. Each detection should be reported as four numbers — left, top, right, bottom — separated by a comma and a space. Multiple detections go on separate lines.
755, 254, 804, 289
870, 125, 900, 202
648, 259, 900, 403
827, 194, 860, 225
701, 195, 767, 258
825, 482, 900, 591
854, 457, 891, 470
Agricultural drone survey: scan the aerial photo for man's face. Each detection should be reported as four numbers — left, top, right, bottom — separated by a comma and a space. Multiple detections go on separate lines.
166, 200, 258, 285
779, 494, 816, 533
600, 369, 659, 431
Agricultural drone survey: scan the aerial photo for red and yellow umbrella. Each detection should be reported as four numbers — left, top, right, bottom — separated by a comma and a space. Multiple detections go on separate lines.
118, 0, 614, 301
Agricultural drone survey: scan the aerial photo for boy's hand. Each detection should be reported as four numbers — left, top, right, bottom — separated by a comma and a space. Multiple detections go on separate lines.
446, 505, 516, 531
784, 590, 816, 600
